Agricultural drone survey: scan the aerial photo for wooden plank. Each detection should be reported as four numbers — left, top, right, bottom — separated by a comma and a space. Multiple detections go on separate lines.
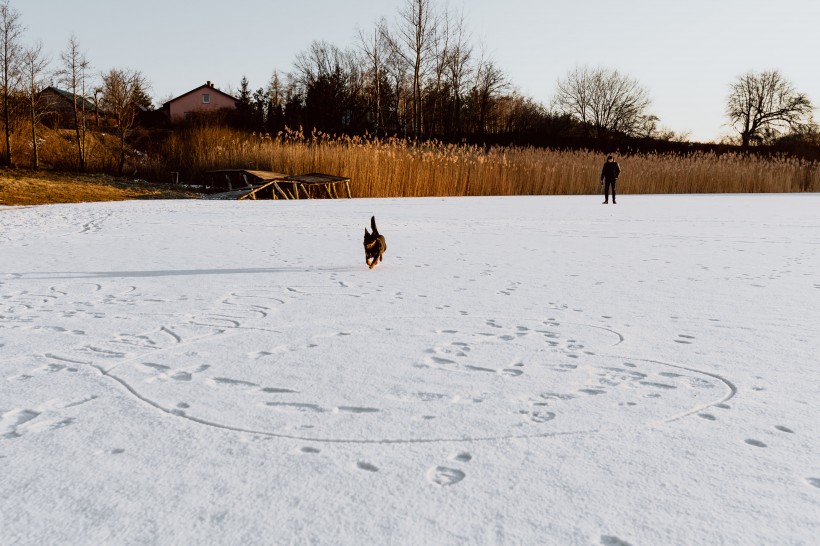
238, 179, 276, 200
243, 170, 289, 180
344, 181, 352, 198
272, 182, 290, 200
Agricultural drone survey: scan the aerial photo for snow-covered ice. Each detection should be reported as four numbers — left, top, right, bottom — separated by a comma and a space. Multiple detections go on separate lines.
1, 195, 818, 545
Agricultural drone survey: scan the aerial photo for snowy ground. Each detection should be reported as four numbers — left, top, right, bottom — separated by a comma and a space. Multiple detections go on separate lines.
1, 194, 819, 545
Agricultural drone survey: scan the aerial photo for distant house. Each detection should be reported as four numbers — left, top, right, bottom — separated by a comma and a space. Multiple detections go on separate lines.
37, 86, 104, 128
162, 81, 238, 122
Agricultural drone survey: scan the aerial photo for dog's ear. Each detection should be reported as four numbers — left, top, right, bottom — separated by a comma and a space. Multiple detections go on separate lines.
364, 227, 370, 238
370, 216, 378, 235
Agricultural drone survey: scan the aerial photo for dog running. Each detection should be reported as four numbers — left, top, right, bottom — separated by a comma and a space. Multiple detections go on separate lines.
363, 216, 386, 269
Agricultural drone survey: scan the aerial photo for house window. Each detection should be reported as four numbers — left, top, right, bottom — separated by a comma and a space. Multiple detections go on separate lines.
202, 93, 210, 104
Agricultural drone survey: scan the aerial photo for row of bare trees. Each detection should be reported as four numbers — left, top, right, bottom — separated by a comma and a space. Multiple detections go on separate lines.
551, 65, 817, 147
237, 0, 816, 148
230, 0, 521, 141
0, 0, 150, 172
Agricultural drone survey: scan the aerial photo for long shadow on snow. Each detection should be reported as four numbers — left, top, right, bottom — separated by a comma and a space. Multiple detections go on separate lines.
16, 266, 359, 279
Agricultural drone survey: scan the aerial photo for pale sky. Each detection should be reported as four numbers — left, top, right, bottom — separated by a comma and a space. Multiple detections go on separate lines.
20, 0, 820, 143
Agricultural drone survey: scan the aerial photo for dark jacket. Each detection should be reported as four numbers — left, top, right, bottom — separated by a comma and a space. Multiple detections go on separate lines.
601, 161, 621, 183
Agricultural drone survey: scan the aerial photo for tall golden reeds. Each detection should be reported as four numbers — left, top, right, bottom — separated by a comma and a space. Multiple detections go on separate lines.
85, 126, 820, 197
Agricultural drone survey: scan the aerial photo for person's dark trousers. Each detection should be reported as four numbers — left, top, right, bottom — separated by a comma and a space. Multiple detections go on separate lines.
603, 180, 616, 202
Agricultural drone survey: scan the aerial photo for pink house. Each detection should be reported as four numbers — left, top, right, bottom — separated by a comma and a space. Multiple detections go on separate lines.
163, 81, 238, 122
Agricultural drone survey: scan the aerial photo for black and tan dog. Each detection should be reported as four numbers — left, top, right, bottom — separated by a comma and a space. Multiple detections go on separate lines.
363, 216, 386, 269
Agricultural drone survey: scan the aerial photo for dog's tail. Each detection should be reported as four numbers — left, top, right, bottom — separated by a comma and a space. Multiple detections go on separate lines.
370, 216, 379, 236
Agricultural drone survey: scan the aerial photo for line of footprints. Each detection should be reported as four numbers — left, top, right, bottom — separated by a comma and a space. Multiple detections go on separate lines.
294, 432, 820, 491
296, 445, 471, 487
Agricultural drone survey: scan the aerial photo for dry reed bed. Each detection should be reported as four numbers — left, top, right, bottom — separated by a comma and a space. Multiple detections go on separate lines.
146, 128, 819, 197
0, 126, 778, 197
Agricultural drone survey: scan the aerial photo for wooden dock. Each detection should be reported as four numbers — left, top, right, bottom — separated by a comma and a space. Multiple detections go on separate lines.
202, 170, 352, 200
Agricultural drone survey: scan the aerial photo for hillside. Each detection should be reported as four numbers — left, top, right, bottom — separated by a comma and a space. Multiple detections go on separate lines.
0, 169, 199, 206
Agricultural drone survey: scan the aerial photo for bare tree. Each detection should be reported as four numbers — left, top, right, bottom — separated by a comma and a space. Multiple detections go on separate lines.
497, 93, 548, 134
59, 35, 91, 171
294, 41, 346, 89
0, 0, 23, 166
267, 70, 284, 109
21, 40, 48, 169
265, 71, 286, 130
469, 48, 507, 135
443, 10, 472, 137
382, 36, 410, 138
552, 66, 654, 138
101, 67, 148, 175
357, 19, 390, 135
388, 0, 438, 137
424, 6, 453, 138
294, 40, 360, 134
726, 70, 814, 147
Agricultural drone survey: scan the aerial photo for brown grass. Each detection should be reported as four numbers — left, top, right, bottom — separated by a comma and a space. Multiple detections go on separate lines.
140, 127, 820, 197
0, 169, 199, 206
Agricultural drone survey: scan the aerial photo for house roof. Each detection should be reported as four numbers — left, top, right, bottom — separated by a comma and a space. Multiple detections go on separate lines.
41, 86, 99, 112
163, 82, 238, 107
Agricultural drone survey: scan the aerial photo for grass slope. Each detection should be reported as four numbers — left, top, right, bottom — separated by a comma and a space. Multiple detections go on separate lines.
0, 169, 199, 206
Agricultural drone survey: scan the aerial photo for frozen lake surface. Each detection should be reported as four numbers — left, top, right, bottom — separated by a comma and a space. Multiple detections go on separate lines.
1, 194, 819, 545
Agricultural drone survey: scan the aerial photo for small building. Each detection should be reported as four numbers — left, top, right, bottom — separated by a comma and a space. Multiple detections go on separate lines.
162, 81, 238, 122
37, 86, 104, 128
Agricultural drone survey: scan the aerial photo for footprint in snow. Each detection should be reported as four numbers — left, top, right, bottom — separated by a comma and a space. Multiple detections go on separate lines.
209, 377, 258, 388
579, 389, 606, 396
600, 536, 634, 546
427, 466, 465, 486
527, 410, 556, 423
336, 406, 380, 414
356, 461, 379, 472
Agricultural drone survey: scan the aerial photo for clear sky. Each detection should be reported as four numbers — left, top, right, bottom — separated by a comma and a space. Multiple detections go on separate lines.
19, 0, 820, 143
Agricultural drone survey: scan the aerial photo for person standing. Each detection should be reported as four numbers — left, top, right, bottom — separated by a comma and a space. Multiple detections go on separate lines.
600, 154, 621, 204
